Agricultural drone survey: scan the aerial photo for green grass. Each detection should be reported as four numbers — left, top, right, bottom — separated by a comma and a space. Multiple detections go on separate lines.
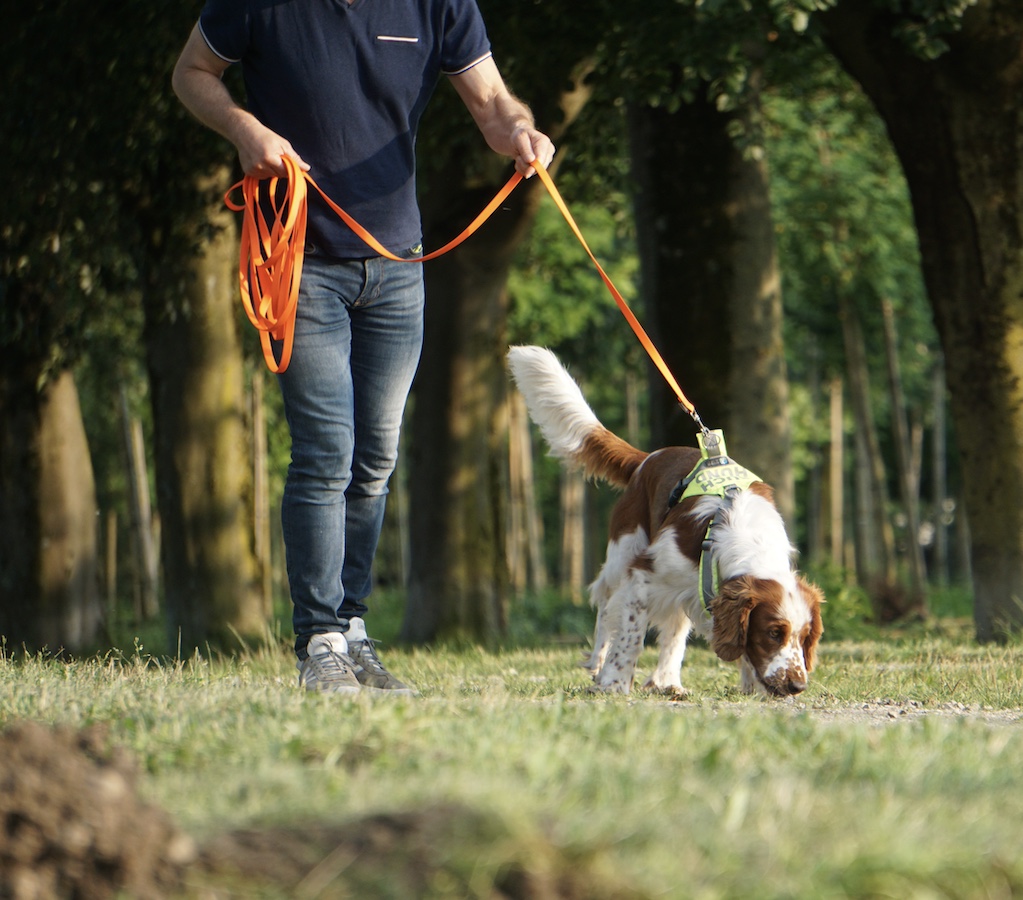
3, 596, 1023, 898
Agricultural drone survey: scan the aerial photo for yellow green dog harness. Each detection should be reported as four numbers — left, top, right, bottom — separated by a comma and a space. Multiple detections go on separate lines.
667, 430, 761, 608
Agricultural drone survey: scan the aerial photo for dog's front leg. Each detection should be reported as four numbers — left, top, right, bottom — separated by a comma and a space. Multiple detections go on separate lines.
739, 657, 759, 694
590, 573, 649, 695
581, 578, 612, 675
644, 608, 692, 696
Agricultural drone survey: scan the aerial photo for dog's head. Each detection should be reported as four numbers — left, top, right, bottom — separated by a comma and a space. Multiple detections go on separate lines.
708, 574, 824, 696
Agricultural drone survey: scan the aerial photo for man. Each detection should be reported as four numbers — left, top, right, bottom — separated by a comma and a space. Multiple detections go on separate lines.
173, 0, 554, 695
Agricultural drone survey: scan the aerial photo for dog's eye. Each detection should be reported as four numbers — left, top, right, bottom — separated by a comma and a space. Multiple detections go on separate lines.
769, 627, 786, 643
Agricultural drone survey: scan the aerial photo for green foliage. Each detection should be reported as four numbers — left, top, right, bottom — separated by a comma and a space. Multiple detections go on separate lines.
765, 44, 934, 385
0, 1, 216, 376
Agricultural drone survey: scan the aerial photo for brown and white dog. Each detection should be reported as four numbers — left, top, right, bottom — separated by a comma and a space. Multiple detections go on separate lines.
507, 345, 823, 697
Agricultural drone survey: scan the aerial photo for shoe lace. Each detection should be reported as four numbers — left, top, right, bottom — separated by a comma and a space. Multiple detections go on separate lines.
309, 647, 355, 680
350, 639, 387, 674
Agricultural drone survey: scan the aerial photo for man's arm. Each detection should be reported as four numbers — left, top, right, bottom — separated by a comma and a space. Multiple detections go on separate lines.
171, 24, 308, 178
449, 57, 555, 178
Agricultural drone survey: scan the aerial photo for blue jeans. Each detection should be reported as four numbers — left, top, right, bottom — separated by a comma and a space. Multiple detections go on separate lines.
277, 247, 424, 657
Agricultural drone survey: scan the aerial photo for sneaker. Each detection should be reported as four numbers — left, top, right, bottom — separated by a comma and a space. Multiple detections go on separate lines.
345, 617, 417, 695
297, 632, 362, 695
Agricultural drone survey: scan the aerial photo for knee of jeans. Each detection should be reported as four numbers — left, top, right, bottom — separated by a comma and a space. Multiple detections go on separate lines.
349, 456, 398, 497
289, 442, 353, 486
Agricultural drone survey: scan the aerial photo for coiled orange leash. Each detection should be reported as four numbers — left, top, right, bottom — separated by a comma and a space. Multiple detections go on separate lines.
225, 155, 523, 372
226, 157, 704, 428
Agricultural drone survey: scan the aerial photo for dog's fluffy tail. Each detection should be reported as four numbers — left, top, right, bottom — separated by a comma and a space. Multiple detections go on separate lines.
507, 345, 646, 488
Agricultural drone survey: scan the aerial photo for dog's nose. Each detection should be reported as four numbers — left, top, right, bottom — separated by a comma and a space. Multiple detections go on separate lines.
785, 678, 807, 695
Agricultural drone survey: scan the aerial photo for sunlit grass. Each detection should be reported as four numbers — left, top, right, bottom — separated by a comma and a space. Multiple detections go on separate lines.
3, 609, 1023, 897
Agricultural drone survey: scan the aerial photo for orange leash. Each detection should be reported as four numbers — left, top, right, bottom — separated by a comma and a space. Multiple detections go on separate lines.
226, 157, 703, 427
225, 156, 523, 372
527, 162, 701, 424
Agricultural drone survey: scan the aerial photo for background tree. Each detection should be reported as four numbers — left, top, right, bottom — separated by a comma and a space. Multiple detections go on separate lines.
1, 1, 264, 654
400, 4, 597, 643
818, 0, 1023, 640
0, 3, 121, 650
591, 1, 807, 523
765, 45, 940, 615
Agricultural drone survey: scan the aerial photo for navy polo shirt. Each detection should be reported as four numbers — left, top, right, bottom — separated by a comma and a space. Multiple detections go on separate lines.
199, 0, 492, 257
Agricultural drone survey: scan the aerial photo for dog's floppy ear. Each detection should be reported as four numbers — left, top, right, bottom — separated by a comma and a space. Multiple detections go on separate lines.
798, 576, 824, 672
708, 576, 759, 662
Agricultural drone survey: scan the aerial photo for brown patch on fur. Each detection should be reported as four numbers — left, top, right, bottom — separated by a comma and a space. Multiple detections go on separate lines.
747, 480, 775, 504
630, 552, 655, 573
576, 427, 649, 488
708, 575, 779, 662
743, 588, 792, 675
604, 447, 710, 547
797, 577, 825, 671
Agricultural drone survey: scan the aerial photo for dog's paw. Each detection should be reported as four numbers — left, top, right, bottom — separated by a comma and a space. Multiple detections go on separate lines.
586, 680, 631, 695
642, 679, 689, 699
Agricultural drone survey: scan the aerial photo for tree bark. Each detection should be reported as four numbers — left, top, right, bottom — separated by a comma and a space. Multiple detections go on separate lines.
829, 377, 845, 569
881, 297, 928, 610
401, 220, 523, 643
120, 389, 159, 622
840, 294, 898, 607
0, 365, 102, 654
821, 0, 1023, 640
401, 71, 591, 644
628, 71, 793, 521
37, 371, 102, 651
143, 168, 263, 654
0, 359, 43, 649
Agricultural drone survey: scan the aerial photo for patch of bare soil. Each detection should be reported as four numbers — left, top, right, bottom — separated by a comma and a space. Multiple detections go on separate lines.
797, 697, 1023, 726
0, 720, 195, 900
664, 696, 1023, 726
0, 721, 638, 900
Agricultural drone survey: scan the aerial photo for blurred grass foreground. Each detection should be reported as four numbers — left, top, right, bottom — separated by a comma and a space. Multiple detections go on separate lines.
2, 587, 1023, 899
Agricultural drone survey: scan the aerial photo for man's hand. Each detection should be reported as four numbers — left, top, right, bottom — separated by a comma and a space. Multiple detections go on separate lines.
450, 58, 555, 178
233, 119, 310, 179
509, 124, 555, 178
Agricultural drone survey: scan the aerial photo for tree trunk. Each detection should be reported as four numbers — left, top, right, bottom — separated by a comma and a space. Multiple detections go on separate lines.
932, 357, 949, 587
120, 388, 159, 622
401, 71, 591, 644
559, 470, 585, 606
829, 377, 845, 569
0, 365, 102, 654
251, 370, 272, 618
840, 294, 898, 608
0, 361, 43, 649
628, 71, 793, 520
821, 0, 1023, 640
881, 297, 928, 611
143, 169, 263, 654
402, 226, 522, 643
507, 391, 548, 594
37, 371, 102, 651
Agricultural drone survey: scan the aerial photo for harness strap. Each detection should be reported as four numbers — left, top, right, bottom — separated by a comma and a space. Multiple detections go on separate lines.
699, 485, 743, 609
700, 516, 719, 609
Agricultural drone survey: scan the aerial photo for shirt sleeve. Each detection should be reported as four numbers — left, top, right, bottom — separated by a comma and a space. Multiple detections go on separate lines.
439, 0, 492, 75
198, 0, 250, 64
